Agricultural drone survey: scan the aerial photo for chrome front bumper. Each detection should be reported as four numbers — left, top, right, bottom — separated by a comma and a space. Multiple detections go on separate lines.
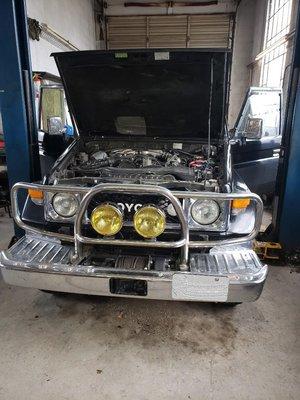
11, 182, 264, 270
0, 235, 268, 303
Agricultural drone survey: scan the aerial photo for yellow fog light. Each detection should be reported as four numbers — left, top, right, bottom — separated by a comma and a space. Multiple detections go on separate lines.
133, 206, 166, 239
91, 204, 123, 236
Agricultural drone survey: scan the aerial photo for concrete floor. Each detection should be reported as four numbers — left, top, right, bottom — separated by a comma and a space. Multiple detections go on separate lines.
0, 212, 299, 400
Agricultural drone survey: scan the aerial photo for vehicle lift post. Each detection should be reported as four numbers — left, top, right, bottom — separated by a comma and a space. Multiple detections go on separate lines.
0, 0, 40, 236
274, 5, 300, 253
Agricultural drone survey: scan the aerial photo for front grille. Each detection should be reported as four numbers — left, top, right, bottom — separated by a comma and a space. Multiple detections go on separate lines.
85, 192, 182, 241
87, 193, 181, 224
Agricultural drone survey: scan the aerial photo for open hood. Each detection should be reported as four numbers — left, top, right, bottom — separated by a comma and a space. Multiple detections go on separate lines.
53, 50, 230, 140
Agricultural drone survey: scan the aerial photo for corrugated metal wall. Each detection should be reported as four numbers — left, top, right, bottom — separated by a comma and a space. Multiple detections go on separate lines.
106, 14, 233, 49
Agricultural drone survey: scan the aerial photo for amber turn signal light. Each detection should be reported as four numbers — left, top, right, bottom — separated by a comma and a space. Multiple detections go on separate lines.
28, 189, 44, 200
232, 198, 250, 209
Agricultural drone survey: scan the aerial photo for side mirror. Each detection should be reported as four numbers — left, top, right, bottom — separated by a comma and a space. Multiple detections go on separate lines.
47, 116, 64, 136
243, 117, 263, 139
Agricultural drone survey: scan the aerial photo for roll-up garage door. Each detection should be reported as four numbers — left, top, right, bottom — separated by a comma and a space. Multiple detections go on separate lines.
106, 14, 233, 49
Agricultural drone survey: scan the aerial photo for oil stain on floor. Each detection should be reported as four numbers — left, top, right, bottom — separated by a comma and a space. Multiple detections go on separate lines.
32, 292, 239, 357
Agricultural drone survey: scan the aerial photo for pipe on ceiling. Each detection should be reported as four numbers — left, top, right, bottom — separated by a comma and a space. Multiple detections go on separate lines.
124, 1, 218, 7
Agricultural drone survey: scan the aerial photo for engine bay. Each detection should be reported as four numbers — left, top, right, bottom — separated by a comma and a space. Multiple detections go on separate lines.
51, 140, 223, 192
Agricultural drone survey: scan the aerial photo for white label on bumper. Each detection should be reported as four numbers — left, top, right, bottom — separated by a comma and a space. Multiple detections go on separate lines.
172, 274, 229, 302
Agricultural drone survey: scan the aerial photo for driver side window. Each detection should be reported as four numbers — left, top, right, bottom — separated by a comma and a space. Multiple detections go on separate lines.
236, 90, 281, 140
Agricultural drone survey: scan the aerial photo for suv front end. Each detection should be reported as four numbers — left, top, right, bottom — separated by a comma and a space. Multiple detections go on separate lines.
0, 181, 267, 303
0, 49, 268, 303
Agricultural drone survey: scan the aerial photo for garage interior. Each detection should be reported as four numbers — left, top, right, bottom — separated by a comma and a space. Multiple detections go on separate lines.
0, 0, 299, 399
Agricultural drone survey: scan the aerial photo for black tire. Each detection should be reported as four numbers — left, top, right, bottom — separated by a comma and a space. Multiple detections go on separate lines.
214, 302, 242, 307
40, 290, 68, 296
223, 302, 242, 307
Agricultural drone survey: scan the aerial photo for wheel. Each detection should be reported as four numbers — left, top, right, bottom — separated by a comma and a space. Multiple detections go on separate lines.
214, 302, 242, 307
40, 290, 68, 296
223, 302, 242, 307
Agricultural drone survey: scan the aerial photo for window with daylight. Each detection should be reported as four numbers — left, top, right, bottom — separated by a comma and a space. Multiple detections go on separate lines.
261, 0, 293, 87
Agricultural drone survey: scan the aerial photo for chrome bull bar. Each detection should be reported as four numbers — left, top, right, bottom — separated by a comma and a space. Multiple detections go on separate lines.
11, 182, 263, 270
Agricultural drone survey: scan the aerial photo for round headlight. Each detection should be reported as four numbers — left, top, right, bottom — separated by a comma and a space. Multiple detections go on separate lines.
91, 204, 123, 236
52, 193, 79, 217
191, 199, 220, 225
133, 206, 166, 239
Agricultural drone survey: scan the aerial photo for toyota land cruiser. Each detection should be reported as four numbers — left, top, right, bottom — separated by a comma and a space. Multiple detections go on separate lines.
0, 50, 267, 304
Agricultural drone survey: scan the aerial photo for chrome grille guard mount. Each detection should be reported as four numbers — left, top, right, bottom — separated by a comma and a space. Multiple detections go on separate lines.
11, 182, 263, 270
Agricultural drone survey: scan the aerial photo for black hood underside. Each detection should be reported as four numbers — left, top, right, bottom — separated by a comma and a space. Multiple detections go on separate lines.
53, 49, 230, 140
